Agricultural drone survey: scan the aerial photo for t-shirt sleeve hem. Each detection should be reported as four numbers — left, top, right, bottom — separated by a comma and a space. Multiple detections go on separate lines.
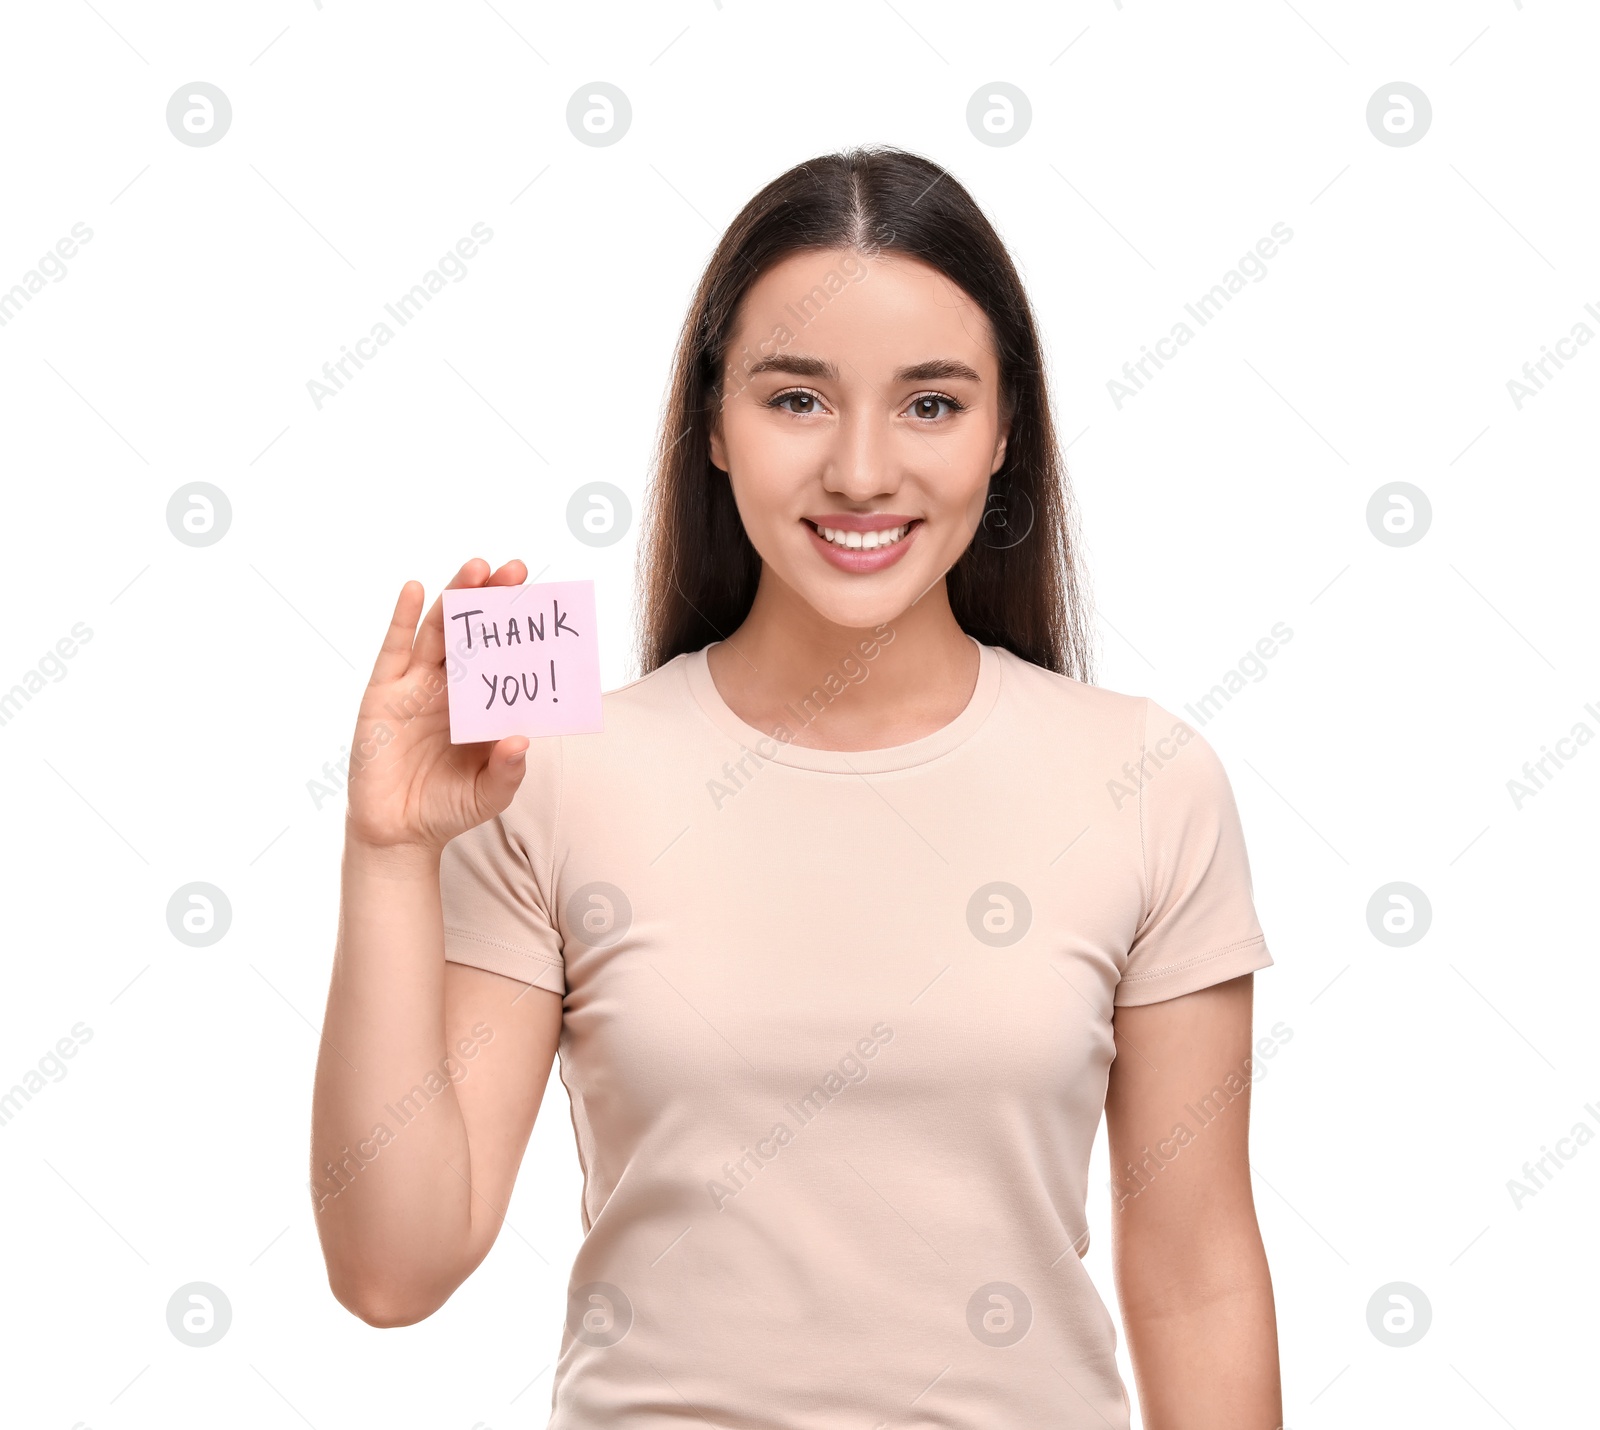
443, 928, 565, 995
1113, 934, 1272, 1007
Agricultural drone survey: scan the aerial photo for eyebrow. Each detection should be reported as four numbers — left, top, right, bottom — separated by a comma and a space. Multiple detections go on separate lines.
742, 353, 984, 385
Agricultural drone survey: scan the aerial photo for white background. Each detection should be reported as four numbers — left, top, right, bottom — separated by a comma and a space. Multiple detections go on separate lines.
1, 1, 1595, 1426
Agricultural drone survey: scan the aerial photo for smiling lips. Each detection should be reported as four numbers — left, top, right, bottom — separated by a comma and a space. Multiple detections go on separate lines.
802, 513, 923, 572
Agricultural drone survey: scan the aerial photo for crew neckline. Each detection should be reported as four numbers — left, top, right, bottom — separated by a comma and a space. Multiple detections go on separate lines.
683, 636, 1003, 773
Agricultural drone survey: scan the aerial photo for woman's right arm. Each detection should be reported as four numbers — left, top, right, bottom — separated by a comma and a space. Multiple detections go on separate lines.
310, 558, 564, 1327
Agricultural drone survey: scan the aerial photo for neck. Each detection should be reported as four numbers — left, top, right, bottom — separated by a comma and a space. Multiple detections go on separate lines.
706, 567, 980, 751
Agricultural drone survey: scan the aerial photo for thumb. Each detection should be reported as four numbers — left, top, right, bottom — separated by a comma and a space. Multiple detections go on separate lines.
478, 736, 530, 814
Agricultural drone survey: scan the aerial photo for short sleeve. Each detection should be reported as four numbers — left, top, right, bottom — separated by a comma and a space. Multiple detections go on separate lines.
1115, 699, 1273, 1006
438, 735, 566, 995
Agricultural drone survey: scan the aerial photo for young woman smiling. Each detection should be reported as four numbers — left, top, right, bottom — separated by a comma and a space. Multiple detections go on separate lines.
311, 146, 1283, 1430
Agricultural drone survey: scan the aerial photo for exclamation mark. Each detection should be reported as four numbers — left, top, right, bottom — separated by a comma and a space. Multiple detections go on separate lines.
550, 659, 558, 703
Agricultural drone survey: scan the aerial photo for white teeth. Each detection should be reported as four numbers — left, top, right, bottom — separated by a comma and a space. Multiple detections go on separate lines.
818, 523, 909, 550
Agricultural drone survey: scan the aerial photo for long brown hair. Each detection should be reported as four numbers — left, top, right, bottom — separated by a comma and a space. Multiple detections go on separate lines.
634, 143, 1095, 683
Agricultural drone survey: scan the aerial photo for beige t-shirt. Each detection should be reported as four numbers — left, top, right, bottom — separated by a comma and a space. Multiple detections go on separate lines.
439, 635, 1272, 1428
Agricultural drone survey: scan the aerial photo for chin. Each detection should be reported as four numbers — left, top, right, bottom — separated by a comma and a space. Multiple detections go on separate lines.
790, 578, 921, 633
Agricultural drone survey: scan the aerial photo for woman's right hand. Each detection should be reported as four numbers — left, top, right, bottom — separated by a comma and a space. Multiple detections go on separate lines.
343, 557, 532, 854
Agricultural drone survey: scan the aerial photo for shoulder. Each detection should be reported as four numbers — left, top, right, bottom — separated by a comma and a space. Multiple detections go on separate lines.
585, 652, 707, 756
600, 651, 697, 716
988, 647, 1234, 801
989, 645, 1146, 749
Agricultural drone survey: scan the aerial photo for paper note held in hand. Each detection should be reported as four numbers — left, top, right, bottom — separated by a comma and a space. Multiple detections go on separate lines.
441, 580, 603, 743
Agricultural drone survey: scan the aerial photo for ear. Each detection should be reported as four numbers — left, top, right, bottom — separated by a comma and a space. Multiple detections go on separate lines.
709, 402, 728, 473
990, 412, 1011, 476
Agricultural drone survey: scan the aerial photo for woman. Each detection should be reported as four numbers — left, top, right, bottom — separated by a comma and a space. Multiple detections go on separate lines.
311, 145, 1283, 1429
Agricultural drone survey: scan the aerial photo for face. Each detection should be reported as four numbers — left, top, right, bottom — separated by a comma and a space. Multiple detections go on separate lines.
709, 248, 1010, 632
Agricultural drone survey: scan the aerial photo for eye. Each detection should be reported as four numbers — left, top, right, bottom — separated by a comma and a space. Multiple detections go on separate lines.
766, 387, 827, 416
905, 391, 966, 421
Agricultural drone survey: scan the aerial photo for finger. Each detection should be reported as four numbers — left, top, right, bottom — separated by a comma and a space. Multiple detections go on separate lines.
486, 558, 528, 588
413, 557, 528, 673
410, 557, 491, 673
369, 580, 424, 685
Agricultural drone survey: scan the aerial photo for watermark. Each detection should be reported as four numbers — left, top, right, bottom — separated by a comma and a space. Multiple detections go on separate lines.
1107, 222, 1294, 410
1365, 882, 1430, 947
306, 222, 495, 410
1505, 300, 1600, 410
568, 1281, 633, 1346
1109, 1021, 1292, 1211
1505, 701, 1599, 809
167, 1282, 232, 1346
0, 222, 94, 329
1505, 1100, 1600, 1209
307, 739, 381, 812
167, 482, 232, 547
705, 1020, 895, 1211
1366, 1282, 1431, 1346
167, 83, 232, 147
166, 883, 232, 947
565, 882, 632, 950
1181, 621, 1294, 727
566, 83, 631, 147
567, 480, 632, 546
974, 482, 1034, 550
1105, 713, 1199, 813
967, 1282, 1032, 1345
967, 882, 1032, 947
966, 83, 1032, 147
1366, 482, 1431, 547
0, 1022, 94, 1129
704, 623, 896, 809
309, 1021, 494, 1212
1365, 83, 1431, 148
0, 621, 94, 730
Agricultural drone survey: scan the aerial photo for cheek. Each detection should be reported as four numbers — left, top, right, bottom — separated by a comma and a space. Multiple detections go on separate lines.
723, 434, 799, 536
915, 443, 995, 554
724, 412, 817, 494
950, 482, 992, 544
931, 434, 998, 513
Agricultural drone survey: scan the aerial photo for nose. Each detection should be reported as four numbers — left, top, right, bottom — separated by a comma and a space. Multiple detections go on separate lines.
820, 398, 904, 504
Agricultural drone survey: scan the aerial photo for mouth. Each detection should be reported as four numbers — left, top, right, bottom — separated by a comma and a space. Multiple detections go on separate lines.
801, 517, 924, 572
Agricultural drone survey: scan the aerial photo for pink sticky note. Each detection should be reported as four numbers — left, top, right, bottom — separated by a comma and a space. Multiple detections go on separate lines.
441, 580, 603, 743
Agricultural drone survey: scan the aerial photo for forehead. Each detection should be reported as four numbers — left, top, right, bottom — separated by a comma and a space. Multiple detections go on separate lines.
730, 248, 998, 371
